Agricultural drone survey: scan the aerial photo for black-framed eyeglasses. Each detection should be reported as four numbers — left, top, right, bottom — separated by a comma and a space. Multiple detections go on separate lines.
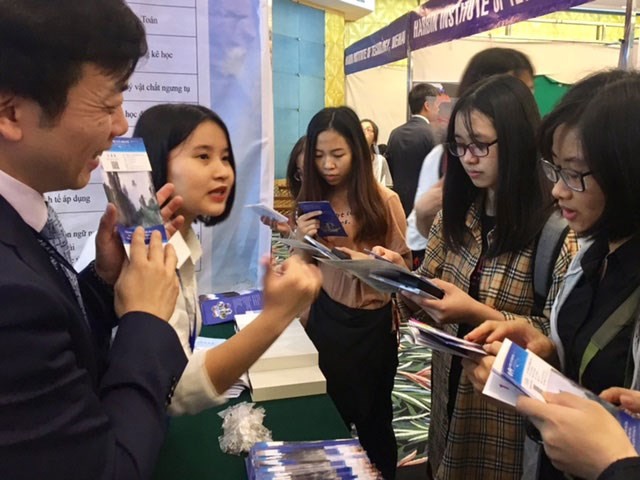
447, 139, 498, 158
540, 159, 592, 193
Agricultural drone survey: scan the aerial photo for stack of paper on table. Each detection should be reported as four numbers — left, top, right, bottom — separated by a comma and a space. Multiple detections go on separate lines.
484, 339, 640, 450
235, 312, 326, 402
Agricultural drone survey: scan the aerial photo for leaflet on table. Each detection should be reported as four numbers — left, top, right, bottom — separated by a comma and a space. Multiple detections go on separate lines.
98, 137, 190, 265
246, 203, 289, 223
297, 201, 347, 237
407, 319, 487, 358
199, 289, 264, 326
484, 339, 640, 450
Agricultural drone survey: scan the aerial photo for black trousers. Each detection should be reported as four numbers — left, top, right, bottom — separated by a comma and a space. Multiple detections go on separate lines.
307, 289, 399, 480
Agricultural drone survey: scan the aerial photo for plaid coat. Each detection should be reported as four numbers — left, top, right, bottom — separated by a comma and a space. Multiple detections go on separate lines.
400, 203, 577, 480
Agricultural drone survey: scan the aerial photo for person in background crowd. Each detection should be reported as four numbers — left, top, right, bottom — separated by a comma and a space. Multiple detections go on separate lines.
385, 82, 440, 216
133, 104, 322, 415
374, 75, 576, 479
261, 135, 306, 237
407, 48, 536, 269
295, 106, 411, 479
361, 118, 393, 188
465, 70, 640, 480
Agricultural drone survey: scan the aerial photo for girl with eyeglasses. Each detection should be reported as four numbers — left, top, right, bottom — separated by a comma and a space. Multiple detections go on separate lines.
374, 74, 577, 479
465, 71, 640, 480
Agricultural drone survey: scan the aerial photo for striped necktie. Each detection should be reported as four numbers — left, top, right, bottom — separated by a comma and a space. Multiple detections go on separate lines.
40, 203, 88, 323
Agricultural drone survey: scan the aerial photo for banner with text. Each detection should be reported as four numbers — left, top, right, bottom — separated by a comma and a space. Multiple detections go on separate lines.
344, 14, 410, 75
410, 0, 590, 51
344, 0, 591, 74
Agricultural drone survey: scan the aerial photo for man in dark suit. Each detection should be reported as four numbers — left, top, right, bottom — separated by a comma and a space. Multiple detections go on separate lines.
385, 83, 441, 216
0, 1, 188, 478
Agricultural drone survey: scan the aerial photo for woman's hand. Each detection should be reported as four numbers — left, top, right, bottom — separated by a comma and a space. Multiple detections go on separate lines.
600, 387, 640, 413
401, 278, 503, 326
465, 319, 557, 361
295, 210, 321, 240
369, 246, 408, 269
517, 392, 638, 480
461, 341, 501, 393
333, 246, 368, 260
260, 215, 292, 236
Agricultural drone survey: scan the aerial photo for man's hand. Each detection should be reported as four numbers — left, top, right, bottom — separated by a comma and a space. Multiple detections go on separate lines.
114, 228, 179, 321
601, 387, 640, 413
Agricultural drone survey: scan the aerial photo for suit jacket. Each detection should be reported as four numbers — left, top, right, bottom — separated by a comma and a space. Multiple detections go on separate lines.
385, 116, 436, 216
0, 196, 187, 480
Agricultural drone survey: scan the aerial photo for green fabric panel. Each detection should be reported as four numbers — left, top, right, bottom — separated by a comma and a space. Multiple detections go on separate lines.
153, 324, 349, 480
534, 75, 571, 117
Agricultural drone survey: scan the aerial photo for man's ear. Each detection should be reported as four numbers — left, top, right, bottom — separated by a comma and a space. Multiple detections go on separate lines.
0, 93, 24, 142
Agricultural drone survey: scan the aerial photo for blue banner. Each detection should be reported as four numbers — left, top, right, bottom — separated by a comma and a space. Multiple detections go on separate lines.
410, 0, 590, 50
345, 0, 591, 74
344, 14, 410, 75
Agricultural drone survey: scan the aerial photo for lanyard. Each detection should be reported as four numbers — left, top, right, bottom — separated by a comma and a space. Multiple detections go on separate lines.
176, 271, 197, 353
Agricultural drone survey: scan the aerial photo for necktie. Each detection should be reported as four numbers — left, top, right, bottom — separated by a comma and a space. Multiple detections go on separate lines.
40, 203, 88, 323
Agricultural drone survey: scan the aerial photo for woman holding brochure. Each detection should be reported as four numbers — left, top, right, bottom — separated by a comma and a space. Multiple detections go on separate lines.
294, 106, 410, 480
464, 71, 640, 480
132, 104, 322, 415
374, 75, 577, 479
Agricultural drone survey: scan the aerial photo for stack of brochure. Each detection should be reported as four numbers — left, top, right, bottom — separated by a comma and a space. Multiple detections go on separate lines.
484, 339, 640, 450
407, 319, 487, 358
199, 290, 264, 326
235, 312, 326, 402
193, 337, 249, 398
246, 439, 383, 479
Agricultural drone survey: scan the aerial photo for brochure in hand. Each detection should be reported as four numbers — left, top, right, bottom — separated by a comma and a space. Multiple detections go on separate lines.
246, 202, 289, 223
277, 236, 345, 261
484, 339, 640, 450
317, 257, 445, 299
199, 289, 264, 326
247, 438, 383, 479
298, 200, 347, 237
99, 137, 166, 244
407, 319, 487, 358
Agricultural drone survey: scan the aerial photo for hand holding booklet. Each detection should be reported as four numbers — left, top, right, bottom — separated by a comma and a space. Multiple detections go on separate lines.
407, 319, 487, 358
99, 137, 190, 266
484, 339, 640, 450
298, 200, 347, 237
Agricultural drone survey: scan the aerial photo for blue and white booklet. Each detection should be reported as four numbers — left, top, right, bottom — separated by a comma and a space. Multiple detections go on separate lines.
484, 339, 640, 451
99, 137, 190, 265
298, 201, 347, 237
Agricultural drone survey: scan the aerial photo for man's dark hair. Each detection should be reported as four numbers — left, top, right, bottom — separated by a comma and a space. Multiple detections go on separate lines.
408, 83, 440, 115
458, 48, 534, 96
579, 73, 640, 241
0, 0, 147, 120
443, 74, 549, 257
133, 104, 236, 227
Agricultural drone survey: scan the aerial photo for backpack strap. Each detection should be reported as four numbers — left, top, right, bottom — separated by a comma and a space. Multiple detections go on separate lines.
533, 211, 570, 316
579, 284, 640, 384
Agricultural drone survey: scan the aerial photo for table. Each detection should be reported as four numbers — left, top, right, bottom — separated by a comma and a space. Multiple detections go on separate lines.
153, 324, 350, 479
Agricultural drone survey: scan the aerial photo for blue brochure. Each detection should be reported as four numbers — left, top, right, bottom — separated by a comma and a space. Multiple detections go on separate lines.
199, 290, 264, 326
298, 201, 347, 237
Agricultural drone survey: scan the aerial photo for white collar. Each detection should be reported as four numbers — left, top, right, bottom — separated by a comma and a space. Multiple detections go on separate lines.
0, 169, 48, 231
